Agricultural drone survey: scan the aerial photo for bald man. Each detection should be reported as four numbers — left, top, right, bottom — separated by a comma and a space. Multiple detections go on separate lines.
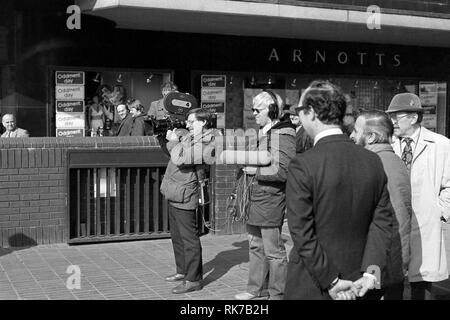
1, 114, 29, 137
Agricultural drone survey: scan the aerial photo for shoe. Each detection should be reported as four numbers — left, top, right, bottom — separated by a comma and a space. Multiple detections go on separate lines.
165, 273, 185, 282
172, 281, 203, 294
234, 292, 257, 300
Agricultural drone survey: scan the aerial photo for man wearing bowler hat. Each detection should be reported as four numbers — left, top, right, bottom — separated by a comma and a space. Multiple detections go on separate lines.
386, 92, 450, 299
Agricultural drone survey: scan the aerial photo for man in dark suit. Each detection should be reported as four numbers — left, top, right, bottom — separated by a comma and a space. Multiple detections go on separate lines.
286, 105, 313, 154
284, 80, 395, 300
115, 104, 133, 136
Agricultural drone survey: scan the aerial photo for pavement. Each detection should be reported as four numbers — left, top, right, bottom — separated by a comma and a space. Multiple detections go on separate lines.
0, 224, 449, 300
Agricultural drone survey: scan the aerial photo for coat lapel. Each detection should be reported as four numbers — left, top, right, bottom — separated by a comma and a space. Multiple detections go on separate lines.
413, 127, 433, 164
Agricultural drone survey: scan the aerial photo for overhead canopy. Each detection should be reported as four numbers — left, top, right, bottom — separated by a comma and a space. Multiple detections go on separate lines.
77, 0, 450, 48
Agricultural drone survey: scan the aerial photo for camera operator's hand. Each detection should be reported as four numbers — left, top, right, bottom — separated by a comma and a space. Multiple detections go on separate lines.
166, 130, 179, 142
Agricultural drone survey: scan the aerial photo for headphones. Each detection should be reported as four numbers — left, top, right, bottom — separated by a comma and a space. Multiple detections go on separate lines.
263, 90, 280, 120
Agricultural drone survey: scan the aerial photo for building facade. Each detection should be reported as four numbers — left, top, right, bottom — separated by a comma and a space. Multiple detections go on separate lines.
0, 0, 448, 244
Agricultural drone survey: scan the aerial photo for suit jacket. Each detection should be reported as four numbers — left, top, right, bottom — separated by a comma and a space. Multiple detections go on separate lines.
1, 128, 29, 137
285, 134, 395, 300
130, 114, 150, 136
295, 126, 313, 154
392, 126, 450, 282
116, 114, 133, 136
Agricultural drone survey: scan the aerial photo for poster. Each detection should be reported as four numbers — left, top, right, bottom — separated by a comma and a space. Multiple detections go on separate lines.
419, 82, 437, 131
201, 74, 226, 129
55, 71, 86, 136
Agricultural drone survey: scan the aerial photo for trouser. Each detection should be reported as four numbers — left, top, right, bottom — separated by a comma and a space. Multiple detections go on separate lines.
410, 281, 433, 300
246, 224, 287, 300
168, 204, 203, 282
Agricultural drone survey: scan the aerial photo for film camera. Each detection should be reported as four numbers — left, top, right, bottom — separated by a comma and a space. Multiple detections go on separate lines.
146, 91, 198, 135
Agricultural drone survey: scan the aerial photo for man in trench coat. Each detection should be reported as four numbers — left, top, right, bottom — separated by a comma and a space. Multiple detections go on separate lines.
387, 92, 450, 299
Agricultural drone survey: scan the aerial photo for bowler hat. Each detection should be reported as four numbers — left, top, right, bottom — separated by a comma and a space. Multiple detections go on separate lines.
286, 105, 297, 116
386, 93, 423, 113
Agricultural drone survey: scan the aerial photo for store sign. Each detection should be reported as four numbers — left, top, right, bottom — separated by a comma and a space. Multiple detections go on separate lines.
56, 112, 85, 128
201, 75, 226, 88
55, 71, 85, 85
56, 85, 85, 100
267, 48, 401, 67
56, 100, 84, 113
201, 102, 225, 113
201, 88, 226, 102
56, 128, 85, 137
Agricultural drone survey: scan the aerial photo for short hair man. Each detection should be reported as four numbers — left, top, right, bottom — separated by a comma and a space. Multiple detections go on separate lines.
147, 81, 178, 120
285, 80, 395, 300
351, 109, 412, 300
386, 92, 450, 300
128, 99, 149, 136
115, 104, 133, 136
286, 105, 313, 154
1, 114, 29, 137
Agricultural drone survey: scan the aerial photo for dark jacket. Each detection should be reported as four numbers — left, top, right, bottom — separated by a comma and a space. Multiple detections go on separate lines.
367, 143, 412, 283
295, 125, 313, 154
116, 114, 133, 136
285, 134, 395, 300
160, 128, 220, 210
247, 121, 296, 227
130, 114, 150, 136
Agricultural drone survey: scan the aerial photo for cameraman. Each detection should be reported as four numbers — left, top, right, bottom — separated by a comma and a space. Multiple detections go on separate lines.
148, 81, 178, 120
160, 108, 220, 294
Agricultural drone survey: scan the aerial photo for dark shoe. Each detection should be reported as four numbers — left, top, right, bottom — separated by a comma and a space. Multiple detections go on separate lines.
165, 273, 185, 282
172, 281, 202, 294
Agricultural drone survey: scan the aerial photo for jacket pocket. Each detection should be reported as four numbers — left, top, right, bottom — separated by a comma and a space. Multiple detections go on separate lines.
161, 180, 196, 204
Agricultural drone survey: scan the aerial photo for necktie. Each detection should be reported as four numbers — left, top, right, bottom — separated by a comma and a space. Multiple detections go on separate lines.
401, 137, 413, 170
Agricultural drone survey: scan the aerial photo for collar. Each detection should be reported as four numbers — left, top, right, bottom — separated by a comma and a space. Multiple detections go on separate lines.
401, 126, 420, 144
314, 127, 343, 146
261, 120, 279, 136
296, 125, 302, 133
366, 143, 394, 154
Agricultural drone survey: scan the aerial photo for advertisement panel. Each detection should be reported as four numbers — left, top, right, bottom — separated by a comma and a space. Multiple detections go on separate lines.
56, 128, 85, 137
55, 85, 85, 100
56, 112, 85, 128
55, 71, 85, 85
56, 100, 84, 113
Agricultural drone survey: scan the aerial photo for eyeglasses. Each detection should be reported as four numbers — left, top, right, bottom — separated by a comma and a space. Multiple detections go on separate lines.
389, 114, 409, 122
251, 108, 261, 114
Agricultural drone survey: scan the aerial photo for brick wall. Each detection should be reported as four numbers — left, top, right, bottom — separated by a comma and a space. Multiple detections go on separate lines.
0, 137, 161, 248
0, 136, 245, 247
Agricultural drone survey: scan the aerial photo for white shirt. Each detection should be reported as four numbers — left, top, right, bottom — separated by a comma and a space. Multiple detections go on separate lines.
313, 127, 343, 146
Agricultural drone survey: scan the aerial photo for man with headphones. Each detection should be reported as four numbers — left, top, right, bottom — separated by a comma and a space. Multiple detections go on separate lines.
235, 90, 296, 300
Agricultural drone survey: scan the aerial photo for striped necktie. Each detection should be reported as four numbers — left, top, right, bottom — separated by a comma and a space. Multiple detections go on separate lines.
401, 137, 413, 170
